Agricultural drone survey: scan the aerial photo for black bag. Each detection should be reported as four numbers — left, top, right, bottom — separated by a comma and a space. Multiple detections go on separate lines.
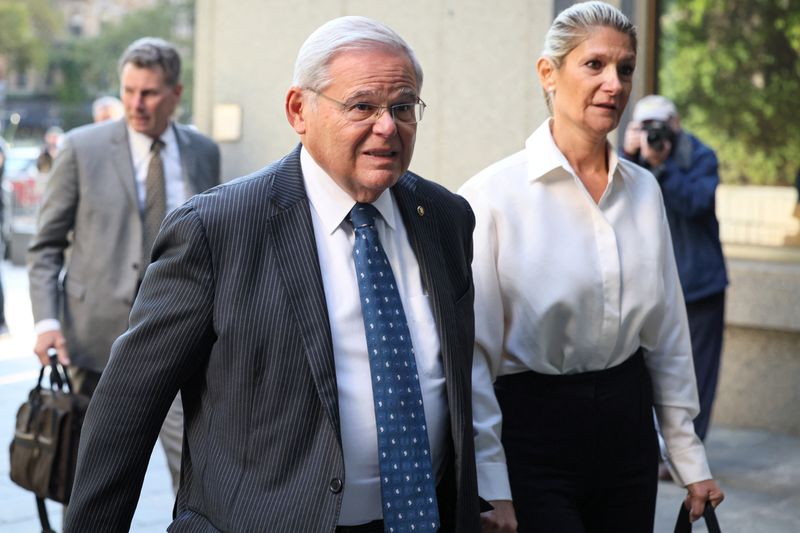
673, 501, 722, 533
9, 356, 90, 532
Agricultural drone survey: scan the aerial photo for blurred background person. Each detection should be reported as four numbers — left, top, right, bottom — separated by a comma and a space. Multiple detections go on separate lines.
92, 95, 125, 123
35, 126, 64, 174
622, 95, 728, 452
460, 2, 723, 531
795, 168, 800, 217
0, 134, 7, 336
27, 37, 220, 497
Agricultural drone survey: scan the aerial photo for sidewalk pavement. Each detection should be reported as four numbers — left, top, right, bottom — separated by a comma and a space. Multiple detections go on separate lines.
2, 259, 799, 532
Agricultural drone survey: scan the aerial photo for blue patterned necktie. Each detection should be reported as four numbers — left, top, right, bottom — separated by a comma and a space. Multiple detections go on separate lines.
349, 203, 440, 533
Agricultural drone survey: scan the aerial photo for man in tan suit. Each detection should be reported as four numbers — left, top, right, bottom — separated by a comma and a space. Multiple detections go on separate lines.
27, 37, 220, 492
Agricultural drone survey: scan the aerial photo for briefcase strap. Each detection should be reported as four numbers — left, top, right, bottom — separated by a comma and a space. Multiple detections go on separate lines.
674, 501, 721, 533
47, 353, 74, 393
36, 496, 56, 533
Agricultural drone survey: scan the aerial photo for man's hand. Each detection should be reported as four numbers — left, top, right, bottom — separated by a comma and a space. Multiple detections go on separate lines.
623, 120, 643, 156
684, 479, 724, 522
34, 330, 70, 366
480, 499, 517, 532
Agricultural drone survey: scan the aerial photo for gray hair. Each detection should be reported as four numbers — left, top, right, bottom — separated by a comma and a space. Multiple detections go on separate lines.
542, 1, 637, 109
92, 95, 123, 117
118, 37, 182, 87
293, 16, 423, 92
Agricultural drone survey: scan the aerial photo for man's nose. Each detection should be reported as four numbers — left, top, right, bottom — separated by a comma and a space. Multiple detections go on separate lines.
372, 107, 398, 136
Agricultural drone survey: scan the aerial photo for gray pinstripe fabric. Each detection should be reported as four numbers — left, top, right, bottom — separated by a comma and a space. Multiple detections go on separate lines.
64, 145, 480, 533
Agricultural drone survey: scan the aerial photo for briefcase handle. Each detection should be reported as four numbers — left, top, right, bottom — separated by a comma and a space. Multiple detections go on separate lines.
38, 351, 74, 394
673, 501, 721, 533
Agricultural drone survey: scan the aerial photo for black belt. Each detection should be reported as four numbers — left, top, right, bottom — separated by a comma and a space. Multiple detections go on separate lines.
336, 519, 384, 533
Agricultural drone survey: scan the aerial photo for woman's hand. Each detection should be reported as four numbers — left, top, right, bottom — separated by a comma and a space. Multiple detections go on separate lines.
481, 500, 518, 532
684, 479, 725, 522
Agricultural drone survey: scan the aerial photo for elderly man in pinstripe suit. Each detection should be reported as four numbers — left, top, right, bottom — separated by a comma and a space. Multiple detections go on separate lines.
66, 16, 482, 533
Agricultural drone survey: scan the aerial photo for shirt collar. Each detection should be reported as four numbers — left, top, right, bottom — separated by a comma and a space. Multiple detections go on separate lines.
525, 118, 620, 184
127, 122, 176, 160
300, 146, 396, 235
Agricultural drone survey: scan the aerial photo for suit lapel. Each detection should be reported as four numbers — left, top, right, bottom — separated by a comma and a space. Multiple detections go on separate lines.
173, 124, 201, 195
268, 146, 341, 441
110, 120, 139, 212
393, 175, 458, 380
394, 176, 469, 521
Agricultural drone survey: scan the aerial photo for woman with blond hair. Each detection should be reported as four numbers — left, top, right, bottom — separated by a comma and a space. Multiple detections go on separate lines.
461, 3, 724, 531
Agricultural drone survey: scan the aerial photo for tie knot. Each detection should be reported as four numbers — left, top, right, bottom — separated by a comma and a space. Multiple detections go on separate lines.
150, 139, 165, 154
349, 202, 380, 229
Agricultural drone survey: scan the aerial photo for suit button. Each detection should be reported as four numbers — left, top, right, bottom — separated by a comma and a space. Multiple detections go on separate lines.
132, 262, 140, 270
329, 477, 343, 494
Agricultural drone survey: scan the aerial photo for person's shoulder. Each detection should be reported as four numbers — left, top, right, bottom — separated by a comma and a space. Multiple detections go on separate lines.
397, 170, 473, 214
65, 119, 123, 146
193, 165, 273, 204
685, 131, 716, 157
617, 156, 659, 188
458, 148, 528, 200
616, 156, 667, 206
616, 155, 652, 178
188, 150, 298, 211
399, 170, 453, 199
174, 123, 219, 152
174, 122, 213, 142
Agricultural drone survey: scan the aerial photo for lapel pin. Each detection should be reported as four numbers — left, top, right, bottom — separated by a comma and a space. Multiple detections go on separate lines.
417, 206, 425, 217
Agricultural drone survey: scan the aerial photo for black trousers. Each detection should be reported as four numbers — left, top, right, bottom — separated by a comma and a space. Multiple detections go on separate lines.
686, 291, 725, 441
495, 350, 659, 533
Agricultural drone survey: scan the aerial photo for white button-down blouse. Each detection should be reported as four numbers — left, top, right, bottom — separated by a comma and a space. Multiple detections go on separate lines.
459, 120, 712, 501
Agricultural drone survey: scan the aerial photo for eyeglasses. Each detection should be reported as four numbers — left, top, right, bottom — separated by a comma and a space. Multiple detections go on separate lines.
309, 89, 426, 124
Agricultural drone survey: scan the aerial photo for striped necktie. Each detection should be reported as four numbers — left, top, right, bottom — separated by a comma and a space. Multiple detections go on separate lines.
142, 138, 166, 273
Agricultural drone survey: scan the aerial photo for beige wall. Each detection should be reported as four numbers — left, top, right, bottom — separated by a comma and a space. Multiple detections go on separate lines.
192, 1, 800, 436
194, 1, 656, 189
194, 0, 556, 189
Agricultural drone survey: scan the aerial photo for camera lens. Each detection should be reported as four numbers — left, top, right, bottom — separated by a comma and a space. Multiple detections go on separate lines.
647, 130, 664, 151
644, 121, 671, 151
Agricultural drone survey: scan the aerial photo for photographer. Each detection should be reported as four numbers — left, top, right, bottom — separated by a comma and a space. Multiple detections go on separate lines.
622, 95, 728, 450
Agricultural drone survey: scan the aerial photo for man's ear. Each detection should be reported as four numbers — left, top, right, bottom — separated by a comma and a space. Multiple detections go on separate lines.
285, 86, 307, 134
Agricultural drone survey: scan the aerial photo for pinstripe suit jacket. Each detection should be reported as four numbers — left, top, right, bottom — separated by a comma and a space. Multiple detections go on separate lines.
65, 145, 481, 532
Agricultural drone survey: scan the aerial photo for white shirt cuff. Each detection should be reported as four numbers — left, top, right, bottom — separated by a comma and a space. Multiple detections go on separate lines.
668, 443, 713, 486
476, 462, 513, 501
34, 319, 61, 335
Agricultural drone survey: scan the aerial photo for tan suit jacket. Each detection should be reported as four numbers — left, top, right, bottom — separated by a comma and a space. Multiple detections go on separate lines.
27, 118, 220, 372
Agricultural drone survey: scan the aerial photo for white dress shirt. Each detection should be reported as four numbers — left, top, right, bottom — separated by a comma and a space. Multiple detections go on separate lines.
300, 147, 448, 525
459, 120, 711, 501
128, 123, 186, 214
35, 122, 187, 335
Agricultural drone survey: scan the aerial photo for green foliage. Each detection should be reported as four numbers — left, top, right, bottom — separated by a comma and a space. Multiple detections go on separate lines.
52, 0, 195, 127
659, 0, 800, 185
0, 0, 61, 72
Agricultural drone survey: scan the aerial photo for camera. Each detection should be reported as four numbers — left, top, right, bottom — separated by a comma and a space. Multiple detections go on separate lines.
642, 120, 674, 151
